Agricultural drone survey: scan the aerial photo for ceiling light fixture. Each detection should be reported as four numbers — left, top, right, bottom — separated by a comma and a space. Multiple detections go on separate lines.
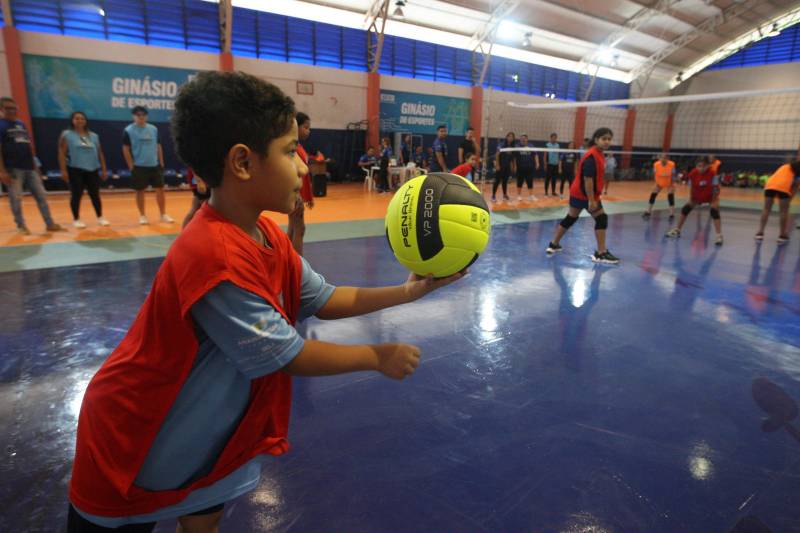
522, 31, 532, 48
392, 1, 405, 20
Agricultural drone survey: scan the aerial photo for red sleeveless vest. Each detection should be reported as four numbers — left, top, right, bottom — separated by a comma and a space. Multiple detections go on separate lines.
69, 203, 302, 516
570, 146, 605, 201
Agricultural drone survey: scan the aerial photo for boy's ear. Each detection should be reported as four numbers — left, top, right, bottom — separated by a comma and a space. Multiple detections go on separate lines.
228, 144, 253, 182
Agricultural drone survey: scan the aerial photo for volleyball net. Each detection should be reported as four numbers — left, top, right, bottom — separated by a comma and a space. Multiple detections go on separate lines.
487, 87, 800, 181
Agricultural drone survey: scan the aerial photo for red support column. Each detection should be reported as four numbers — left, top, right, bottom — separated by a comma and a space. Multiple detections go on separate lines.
2, 26, 34, 148
219, 52, 234, 72
572, 106, 587, 149
621, 108, 637, 170
470, 85, 483, 141
662, 113, 674, 153
366, 71, 381, 151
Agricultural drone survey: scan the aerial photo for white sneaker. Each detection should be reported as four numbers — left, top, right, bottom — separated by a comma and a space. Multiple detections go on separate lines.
715, 234, 723, 246
139, 215, 149, 225
529, 194, 537, 201
97, 217, 110, 227
160, 214, 175, 224
73, 220, 86, 229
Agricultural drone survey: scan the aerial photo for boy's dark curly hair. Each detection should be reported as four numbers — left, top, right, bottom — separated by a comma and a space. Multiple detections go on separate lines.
171, 71, 296, 188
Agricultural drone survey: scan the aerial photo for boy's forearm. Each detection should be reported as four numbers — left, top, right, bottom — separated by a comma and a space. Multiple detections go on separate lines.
284, 339, 379, 376
316, 285, 413, 320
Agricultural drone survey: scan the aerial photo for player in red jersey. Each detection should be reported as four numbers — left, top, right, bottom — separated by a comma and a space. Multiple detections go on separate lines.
665, 156, 723, 246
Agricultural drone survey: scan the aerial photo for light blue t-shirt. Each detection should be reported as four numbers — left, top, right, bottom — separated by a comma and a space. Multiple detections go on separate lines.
75, 257, 335, 527
546, 142, 560, 165
123, 123, 160, 167
62, 130, 101, 171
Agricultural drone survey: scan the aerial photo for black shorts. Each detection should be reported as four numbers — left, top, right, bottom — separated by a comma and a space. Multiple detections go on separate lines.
131, 166, 164, 190
569, 196, 603, 212
67, 503, 224, 532
516, 168, 534, 188
764, 189, 790, 200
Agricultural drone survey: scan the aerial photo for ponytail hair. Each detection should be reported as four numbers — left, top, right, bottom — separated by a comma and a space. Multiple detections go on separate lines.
589, 127, 613, 146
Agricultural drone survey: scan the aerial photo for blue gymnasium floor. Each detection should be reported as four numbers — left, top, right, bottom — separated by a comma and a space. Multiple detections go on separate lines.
1, 208, 799, 532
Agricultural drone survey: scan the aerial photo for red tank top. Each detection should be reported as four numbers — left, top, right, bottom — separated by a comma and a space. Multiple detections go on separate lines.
688, 168, 716, 195
570, 146, 605, 201
69, 203, 302, 516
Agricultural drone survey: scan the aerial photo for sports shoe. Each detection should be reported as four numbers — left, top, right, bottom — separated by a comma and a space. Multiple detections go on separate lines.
491, 196, 497, 203
17, 226, 30, 235
160, 214, 175, 223
665, 228, 681, 238
559, 194, 564, 199
642, 211, 651, 219
777, 235, 789, 245
714, 234, 723, 246
97, 217, 110, 227
139, 215, 149, 225
546, 242, 563, 254
73, 220, 86, 229
592, 250, 620, 264
529, 194, 537, 201
46, 223, 64, 232
503, 195, 511, 202
754, 232, 764, 241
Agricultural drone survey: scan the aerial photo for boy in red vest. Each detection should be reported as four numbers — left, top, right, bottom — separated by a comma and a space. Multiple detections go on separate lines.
67, 72, 464, 532
666, 156, 723, 246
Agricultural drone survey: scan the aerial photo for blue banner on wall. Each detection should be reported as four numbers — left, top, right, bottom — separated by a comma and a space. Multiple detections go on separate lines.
380, 90, 470, 136
23, 55, 200, 122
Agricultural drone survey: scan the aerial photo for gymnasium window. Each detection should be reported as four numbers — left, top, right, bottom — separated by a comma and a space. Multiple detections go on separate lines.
9, 0, 629, 100
11, 0, 220, 51
706, 22, 800, 71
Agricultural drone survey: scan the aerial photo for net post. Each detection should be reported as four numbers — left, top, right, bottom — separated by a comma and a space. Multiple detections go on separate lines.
573, 106, 587, 149
662, 113, 674, 153
622, 107, 637, 170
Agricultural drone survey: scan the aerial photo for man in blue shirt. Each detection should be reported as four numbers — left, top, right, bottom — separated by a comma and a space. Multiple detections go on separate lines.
0, 97, 63, 234
357, 147, 377, 169
123, 106, 173, 225
413, 146, 428, 171
545, 132, 562, 196
430, 125, 449, 173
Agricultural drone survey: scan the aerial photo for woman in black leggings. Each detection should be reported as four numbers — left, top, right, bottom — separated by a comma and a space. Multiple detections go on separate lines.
559, 141, 576, 198
492, 132, 517, 202
58, 112, 109, 228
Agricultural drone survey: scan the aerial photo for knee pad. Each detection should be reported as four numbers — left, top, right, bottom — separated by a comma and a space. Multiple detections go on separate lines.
681, 204, 693, 216
668, 193, 675, 207
594, 213, 608, 230
648, 193, 657, 205
710, 208, 720, 220
560, 214, 578, 229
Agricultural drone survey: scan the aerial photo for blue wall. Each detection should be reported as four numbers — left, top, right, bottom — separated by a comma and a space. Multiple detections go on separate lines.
706, 22, 800, 72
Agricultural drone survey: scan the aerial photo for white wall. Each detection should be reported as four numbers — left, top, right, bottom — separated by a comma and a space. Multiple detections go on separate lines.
670, 63, 800, 150
486, 90, 576, 143
20, 31, 219, 72
235, 56, 366, 130
0, 36, 11, 98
